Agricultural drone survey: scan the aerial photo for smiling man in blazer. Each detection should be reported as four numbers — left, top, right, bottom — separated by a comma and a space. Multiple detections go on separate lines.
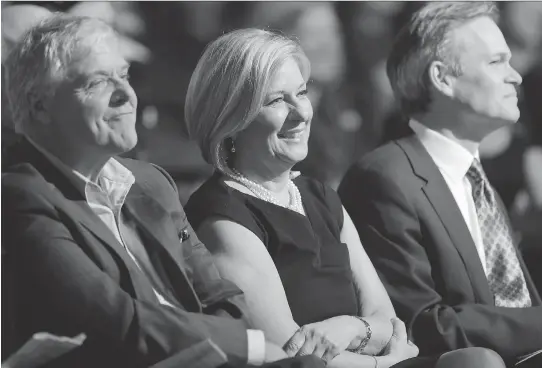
339, 2, 542, 366
1, 14, 326, 368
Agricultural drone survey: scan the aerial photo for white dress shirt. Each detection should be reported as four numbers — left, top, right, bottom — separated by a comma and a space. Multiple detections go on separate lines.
409, 119, 488, 275
28, 140, 266, 365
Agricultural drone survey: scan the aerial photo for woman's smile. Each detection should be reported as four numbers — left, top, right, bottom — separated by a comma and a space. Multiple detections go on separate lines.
277, 124, 307, 141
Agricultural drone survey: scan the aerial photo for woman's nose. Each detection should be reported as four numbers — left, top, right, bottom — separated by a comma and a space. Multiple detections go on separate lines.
288, 100, 312, 121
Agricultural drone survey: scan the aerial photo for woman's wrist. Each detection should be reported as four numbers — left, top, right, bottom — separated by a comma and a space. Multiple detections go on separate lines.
348, 316, 372, 354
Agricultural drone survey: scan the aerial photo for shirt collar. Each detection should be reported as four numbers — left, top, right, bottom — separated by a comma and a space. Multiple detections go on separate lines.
26, 137, 134, 201
409, 119, 478, 182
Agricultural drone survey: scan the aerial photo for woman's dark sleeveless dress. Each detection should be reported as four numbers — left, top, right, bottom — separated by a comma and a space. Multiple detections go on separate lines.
186, 172, 437, 367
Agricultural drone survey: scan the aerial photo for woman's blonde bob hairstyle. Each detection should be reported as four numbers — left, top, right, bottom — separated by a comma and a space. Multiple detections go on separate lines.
184, 28, 310, 171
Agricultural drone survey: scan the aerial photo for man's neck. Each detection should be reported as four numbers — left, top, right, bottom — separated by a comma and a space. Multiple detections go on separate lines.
27, 137, 110, 182
415, 113, 481, 156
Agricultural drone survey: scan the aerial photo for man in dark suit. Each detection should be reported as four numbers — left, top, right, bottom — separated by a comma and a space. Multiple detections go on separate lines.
339, 2, 542, 366
1, 14, 326, 368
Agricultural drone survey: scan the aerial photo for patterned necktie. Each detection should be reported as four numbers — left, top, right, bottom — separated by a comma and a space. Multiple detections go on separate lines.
466, 159, 531, 307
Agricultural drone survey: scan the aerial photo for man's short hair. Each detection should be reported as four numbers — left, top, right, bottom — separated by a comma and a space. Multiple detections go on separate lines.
387, 2, 499, 118
3, 14, 116, 135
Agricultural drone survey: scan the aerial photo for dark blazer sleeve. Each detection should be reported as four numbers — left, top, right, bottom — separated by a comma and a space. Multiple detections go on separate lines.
150, 164, 253, 321
2, 175, 249, 367
339, 165, 542, 362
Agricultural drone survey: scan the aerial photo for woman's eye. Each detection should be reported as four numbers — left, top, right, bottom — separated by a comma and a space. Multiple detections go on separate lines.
298, 89, 308, 96
120, 73, 130, 81
267, 97, 283, 106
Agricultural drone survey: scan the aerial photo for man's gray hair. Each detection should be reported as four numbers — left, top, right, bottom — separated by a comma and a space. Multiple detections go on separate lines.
3, 13, 116, 134
387, 2, 499, 118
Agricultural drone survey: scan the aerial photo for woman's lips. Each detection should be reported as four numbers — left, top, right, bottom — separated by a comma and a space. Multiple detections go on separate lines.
277, 126, 306, 139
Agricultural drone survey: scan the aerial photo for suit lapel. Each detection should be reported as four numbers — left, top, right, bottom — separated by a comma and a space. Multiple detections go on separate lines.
11, 139, 129, 257
9, 140, 155, 300
9, 139, 203, 310
397, 135, 494, 303
62, 197, 163, 301
123, 182, 201, 312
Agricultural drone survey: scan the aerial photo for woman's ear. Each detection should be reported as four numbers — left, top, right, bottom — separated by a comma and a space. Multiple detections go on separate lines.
428, 60, 456, 98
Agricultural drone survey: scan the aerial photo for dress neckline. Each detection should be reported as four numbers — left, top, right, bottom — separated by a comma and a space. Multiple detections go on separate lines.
215, 173, 309, 220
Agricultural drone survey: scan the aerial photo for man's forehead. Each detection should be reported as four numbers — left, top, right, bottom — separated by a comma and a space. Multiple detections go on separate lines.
64, 46, 129, 82
450, 16, 510, 56
76, 33, 120, 55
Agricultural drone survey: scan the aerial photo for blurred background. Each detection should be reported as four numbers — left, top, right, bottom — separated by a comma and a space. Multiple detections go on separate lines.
2, 1, 541, 291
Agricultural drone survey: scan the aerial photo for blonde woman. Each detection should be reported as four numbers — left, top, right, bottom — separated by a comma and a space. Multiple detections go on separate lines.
184, 28, 505, 368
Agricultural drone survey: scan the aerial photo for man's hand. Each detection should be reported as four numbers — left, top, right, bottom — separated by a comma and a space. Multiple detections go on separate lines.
263, 341, 288, 363
295, 316, 363, 353
378, 318, 419, 367
283, 323, 341, 365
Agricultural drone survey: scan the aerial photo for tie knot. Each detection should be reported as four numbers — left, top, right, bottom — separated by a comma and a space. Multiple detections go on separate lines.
466, 159, 486, 184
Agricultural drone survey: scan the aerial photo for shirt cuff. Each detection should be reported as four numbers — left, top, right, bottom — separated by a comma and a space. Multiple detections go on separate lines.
246, 329, 266, 366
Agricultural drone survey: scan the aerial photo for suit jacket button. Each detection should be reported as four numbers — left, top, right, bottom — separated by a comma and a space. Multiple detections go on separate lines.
180, 229, 190, 242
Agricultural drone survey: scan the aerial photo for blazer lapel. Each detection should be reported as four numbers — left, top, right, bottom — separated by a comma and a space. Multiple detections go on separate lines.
123, 182, 201, 312
9, 139, 153, 300
397, 135, 494, 303
12, 139, 130, 257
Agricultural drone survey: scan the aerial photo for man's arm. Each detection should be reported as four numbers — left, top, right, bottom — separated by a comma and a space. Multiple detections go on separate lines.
2, 182, 249, 367
150, 164, 251, 320
150, 164, 269, 365
339, 166, 542, 362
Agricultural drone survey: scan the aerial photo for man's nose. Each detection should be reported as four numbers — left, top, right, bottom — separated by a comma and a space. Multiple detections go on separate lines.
507, 65, 523, 86
110, 82, 137, 108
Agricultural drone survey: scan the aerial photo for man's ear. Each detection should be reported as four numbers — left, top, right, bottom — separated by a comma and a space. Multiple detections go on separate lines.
28, 91, 51, 124
428, 60, 455, 98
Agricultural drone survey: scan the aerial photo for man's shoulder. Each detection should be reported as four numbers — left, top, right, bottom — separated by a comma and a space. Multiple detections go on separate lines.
339, 136, 422, 203
3, 161, 50, 193
351, 138, 415, 179
2, 162, 61, 215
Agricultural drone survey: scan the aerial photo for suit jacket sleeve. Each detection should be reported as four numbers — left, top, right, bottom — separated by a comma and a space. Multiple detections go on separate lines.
150, 164, 253, 322
340, 166, 542, 362
3, 177, 249, 368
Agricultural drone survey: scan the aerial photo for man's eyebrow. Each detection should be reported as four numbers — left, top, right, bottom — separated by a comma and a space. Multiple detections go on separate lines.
87, 63, 131, 76
491, 51, 511, 60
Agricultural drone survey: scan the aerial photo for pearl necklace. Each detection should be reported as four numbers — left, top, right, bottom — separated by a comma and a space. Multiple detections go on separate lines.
225, 168, 305, 216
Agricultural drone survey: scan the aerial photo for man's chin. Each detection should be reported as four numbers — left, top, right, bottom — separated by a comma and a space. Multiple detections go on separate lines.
489, 110, 520, 126
119, 139, 138, 154
104, 136, 138, 155
500, 113, 520, 125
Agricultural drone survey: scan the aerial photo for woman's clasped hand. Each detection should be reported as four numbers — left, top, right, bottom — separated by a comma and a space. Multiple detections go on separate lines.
283, 317, 418, 366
